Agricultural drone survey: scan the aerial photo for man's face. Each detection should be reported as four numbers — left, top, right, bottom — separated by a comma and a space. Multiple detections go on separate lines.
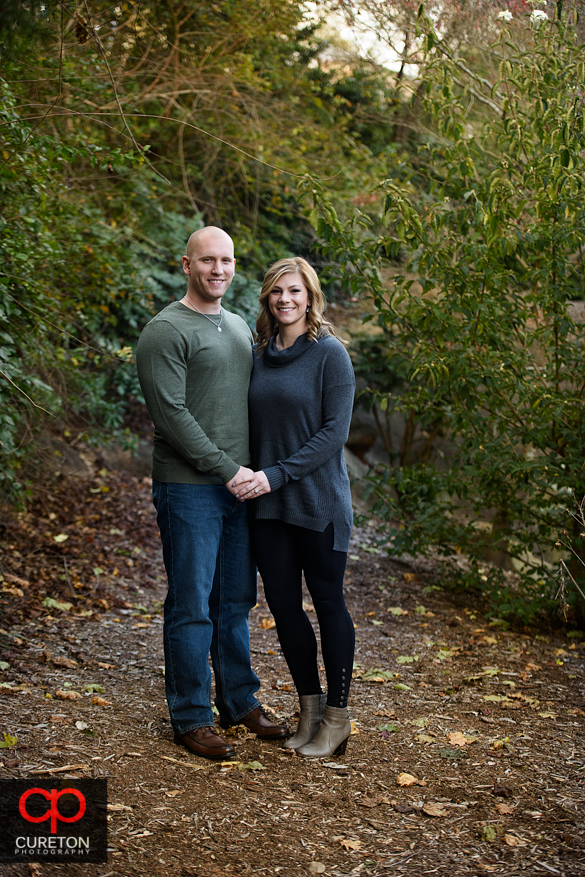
182, 230, 236, 306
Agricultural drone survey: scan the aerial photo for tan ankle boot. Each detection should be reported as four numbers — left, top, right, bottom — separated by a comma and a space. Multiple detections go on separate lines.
283, 693, 326, 750
296, 705, 350, 758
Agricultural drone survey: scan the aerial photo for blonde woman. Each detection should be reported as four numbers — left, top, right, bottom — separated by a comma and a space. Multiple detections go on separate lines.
231, 257, 356, 758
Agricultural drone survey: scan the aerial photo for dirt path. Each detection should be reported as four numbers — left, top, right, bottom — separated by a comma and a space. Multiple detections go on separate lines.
1, 466, 584, 877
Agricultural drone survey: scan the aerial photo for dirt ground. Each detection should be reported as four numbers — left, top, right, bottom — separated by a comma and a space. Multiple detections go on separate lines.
1, 463, 584, 877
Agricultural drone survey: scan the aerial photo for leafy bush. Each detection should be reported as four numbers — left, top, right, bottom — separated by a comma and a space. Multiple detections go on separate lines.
308, 5, 585, 623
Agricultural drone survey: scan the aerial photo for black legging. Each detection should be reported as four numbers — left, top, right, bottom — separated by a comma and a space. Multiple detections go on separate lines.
251, 519, 355, 708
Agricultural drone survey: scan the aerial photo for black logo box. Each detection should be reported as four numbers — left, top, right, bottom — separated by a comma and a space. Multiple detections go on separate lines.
0, 778, 108, 863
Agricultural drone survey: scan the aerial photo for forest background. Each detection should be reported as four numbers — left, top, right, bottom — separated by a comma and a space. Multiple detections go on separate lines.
1, 0, 585, 628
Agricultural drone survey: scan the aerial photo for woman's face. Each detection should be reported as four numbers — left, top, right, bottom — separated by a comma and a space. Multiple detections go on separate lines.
268, 272, 310, 333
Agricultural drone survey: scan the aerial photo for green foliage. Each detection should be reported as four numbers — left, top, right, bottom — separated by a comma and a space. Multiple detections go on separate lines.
308, 6, 585, 622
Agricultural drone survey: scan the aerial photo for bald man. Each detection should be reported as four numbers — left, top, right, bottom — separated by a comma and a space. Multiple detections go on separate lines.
136, 227, 287, 759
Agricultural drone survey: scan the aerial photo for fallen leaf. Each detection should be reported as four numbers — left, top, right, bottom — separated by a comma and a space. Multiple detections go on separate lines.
361, 668, 395, 683
239, 761, 266, 771
308, 864, 326, 874
52, 656, 78, 669
524, 662, 541, 672
410, 717, 429, 727
393, 682, 412, 691
495, 803, 515, 815
378, 723, 399, 733
107, 803, 132, 812
448, 732, 469, 746
483, 636, 498, 645
0, 733, 17, 748
481, 824, 503, 842
415, 733, 435, 744
2, 586, 23, 597
91, 696, 112, 706
387, 607, 408, 616
53, 533, 69, 543
260, 617, 276, 630
483, 694, 509, 703
358, 797, 380, 808
423, 802, 447, 817
350, 721, 360, 735
439, 747, 468, 759
75, 721, 89, 731
339, 838, 362, 850
55, 689, 82, 700
392, 801, 413, 813
397, 772, 419, 786
503, 834, 527, 847
396, 655, 418, 664
98, 662, 115, 669
42, 597, 73, 612
538, 711, 558, 719
83, 683, 105, 694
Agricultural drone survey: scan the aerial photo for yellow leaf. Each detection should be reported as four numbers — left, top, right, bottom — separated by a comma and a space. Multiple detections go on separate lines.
260, 617, 276, 630
538, 711, 557, 719
397, 772, 419, 786
53, 534, 69, 543
350, 721, 360, 736
403, 573, 416, 583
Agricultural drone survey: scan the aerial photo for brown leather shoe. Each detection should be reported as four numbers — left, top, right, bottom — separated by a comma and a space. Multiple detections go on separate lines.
221, 706, 288, 739
174, 726, 236, 760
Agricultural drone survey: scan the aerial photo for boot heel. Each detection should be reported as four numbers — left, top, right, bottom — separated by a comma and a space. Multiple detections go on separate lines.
334, 737, 349, 756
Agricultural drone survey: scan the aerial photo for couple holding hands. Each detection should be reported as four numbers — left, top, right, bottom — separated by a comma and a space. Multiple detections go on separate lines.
136, 226, 355, 761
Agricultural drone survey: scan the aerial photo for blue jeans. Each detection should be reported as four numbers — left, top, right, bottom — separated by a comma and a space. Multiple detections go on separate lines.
153, 481, 260, 733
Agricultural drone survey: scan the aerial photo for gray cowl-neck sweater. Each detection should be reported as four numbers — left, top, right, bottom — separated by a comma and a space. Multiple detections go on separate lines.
248, 332, 355, 552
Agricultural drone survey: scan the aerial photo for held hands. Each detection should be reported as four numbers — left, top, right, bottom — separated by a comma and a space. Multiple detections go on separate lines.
225, 467, 271, 502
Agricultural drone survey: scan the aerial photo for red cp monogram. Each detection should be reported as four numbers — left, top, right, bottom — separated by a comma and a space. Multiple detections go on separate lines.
19, 788, 86, 834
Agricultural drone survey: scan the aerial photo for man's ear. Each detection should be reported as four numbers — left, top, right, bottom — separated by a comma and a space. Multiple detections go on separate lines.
182, 255, 190, 275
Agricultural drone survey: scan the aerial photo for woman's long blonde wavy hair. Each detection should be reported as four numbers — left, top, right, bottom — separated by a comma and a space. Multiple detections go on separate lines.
255, 257, 337, 355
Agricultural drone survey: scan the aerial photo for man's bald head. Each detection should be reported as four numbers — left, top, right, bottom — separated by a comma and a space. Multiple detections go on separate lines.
186, 226, 234, 260
181, 226, 236, 311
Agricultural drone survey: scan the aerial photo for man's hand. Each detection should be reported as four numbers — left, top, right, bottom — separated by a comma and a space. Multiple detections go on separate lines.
233, 470, 271, 502
225, 467, 254, 497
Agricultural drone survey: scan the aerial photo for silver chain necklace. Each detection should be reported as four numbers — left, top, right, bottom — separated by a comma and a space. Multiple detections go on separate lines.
184, 299, 223, 332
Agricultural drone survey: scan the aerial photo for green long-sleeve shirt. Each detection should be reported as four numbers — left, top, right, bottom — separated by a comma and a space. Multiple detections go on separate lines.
135, 301, 253, 485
